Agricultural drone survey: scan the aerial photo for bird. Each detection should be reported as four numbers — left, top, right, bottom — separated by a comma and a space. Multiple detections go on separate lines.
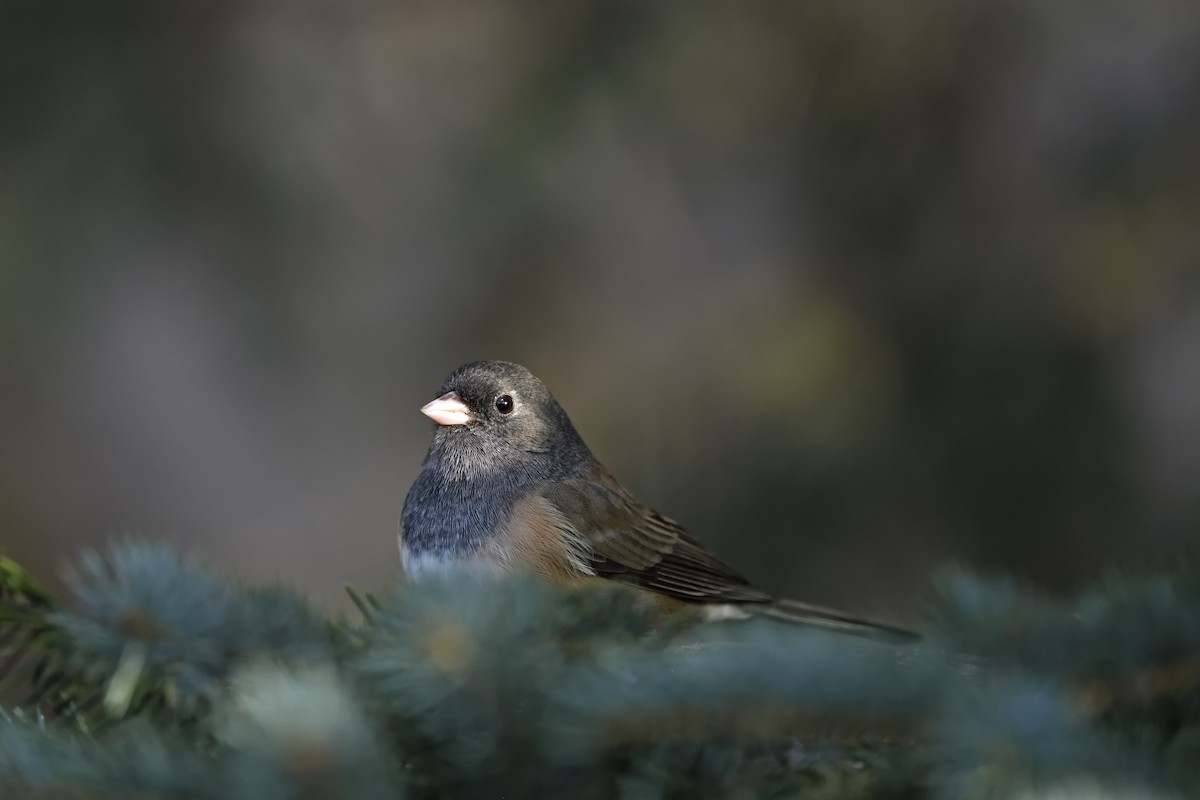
400, 360, 914, 639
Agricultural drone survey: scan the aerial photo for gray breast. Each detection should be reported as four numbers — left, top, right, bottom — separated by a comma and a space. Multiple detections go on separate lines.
399, 466, 519, 565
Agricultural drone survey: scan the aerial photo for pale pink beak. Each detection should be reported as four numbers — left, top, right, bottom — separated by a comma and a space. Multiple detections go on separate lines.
421, 391, 476, 426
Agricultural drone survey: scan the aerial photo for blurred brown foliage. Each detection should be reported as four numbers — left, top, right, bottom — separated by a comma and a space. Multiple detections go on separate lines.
2, 0, 1198, 616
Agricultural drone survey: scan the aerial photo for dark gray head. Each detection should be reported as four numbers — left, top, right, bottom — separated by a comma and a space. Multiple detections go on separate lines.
418, 360, 591, 481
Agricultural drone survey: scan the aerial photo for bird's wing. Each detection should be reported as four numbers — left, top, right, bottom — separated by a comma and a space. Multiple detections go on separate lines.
538, 465, 919, 640
538, 465, 772, 603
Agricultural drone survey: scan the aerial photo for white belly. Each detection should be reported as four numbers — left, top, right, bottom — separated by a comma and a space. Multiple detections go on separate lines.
399, 541, 507, 580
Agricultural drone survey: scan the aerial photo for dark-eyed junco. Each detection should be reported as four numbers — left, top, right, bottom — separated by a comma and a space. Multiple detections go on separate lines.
400, 360, 913, 639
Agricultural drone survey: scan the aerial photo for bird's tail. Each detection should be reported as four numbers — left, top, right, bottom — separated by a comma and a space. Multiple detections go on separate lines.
752, 597, 919, 641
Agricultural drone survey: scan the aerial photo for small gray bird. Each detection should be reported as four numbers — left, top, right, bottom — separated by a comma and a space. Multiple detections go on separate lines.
400, 360, 914, 638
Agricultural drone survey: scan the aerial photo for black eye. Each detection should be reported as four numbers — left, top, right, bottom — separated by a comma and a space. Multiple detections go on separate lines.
494, 394, 514, 415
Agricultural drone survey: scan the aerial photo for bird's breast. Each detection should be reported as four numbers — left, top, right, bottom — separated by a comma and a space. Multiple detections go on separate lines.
400, 468, 594, 583
399, 467, 521, 574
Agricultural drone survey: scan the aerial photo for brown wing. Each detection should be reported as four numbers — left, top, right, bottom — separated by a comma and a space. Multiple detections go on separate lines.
537, 466, 919, 640
538, 465, 773, 604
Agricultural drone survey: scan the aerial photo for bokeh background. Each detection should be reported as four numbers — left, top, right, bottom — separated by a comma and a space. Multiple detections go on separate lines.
3, 1, 1199, 621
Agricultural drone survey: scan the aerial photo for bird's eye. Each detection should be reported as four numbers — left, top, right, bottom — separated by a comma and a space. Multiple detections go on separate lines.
494, 394, 514, 415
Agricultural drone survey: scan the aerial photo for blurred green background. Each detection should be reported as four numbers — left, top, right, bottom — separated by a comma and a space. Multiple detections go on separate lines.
2, 0, 1198, 619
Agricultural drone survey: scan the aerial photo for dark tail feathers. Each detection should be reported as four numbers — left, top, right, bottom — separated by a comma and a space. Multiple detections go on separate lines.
751, 597, 919, 642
